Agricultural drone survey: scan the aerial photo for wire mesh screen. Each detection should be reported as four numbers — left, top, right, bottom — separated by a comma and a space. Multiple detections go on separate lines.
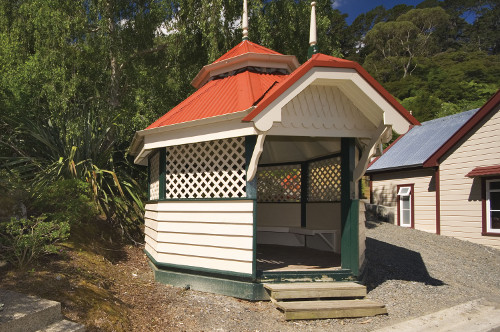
308, 156, 341, 202
257, 164, 301, 202
165, 137, 246, 199
149, 151, 160, 201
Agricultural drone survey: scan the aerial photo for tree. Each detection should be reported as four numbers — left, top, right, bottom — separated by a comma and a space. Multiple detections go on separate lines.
364, 7, 450, 79
249, 0, 346, 63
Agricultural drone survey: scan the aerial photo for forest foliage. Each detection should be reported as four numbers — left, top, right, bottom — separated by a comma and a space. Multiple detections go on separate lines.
0, 0, 498, 249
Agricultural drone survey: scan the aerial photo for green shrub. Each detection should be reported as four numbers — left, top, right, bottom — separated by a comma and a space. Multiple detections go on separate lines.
32, 179, 98, 225
0, 216, 70, 268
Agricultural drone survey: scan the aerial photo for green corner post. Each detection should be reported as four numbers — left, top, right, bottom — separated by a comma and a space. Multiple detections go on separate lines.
341, 137, 359, 276
159, 148, 166, 200
245, 136, 258, 279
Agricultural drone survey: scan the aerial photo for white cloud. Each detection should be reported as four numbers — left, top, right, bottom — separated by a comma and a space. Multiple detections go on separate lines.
331, 0, 343, 10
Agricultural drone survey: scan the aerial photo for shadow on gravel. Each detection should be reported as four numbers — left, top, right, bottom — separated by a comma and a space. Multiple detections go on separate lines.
364, 237, 445, 292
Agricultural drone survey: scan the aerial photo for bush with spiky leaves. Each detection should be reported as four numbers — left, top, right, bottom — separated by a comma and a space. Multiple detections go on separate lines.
0, 111, 145, 243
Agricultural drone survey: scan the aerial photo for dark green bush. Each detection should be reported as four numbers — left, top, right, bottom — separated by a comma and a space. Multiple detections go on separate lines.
32, 179, 98, 225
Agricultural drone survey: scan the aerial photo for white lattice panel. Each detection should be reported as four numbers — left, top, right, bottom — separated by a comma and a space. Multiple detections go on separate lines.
308, 156, 341, 202
149, 152, 160, 201
165, 137, 246, 199
257, 164, 301, 202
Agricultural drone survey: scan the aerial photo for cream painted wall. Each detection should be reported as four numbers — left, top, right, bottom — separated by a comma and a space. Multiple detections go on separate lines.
144, 201, 254, 275
371, 168, 437, 233
256, 202, 341, 231
439, 105, 500, 249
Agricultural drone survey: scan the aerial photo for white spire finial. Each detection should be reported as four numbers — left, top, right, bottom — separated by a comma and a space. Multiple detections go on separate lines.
309, 2, 317, 46
242, 0, 249, 40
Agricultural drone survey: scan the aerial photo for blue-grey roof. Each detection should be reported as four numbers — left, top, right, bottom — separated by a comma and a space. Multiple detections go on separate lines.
367, 108, 480, 172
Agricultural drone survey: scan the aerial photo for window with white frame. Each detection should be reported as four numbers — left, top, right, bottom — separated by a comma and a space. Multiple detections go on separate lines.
486, 179, 500, 233
397, 185, 413, 227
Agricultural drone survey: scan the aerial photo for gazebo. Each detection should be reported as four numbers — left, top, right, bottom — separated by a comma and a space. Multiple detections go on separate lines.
129, 2, 418, 300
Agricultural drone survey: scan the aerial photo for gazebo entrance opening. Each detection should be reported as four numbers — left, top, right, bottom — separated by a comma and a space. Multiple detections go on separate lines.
254, 135, 343, 272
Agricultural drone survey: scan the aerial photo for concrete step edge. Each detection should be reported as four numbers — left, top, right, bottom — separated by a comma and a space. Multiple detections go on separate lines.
0, 291, 62, 332
36, 319, 85, 332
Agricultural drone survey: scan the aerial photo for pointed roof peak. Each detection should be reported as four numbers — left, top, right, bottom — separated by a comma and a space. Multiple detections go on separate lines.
308, 1, 319, 58
242, 0, 249, 40
192, 41, 299, 89
214, 40, 283, 63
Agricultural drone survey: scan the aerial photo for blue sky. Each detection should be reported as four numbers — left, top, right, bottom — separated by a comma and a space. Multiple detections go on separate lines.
334, 0, 426, 24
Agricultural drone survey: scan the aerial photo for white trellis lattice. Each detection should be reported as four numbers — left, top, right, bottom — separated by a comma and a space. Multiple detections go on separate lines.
165, 137, 246, 199
257, 164, 301, 202
308, 156, 341, 202
149, 152, 160, 200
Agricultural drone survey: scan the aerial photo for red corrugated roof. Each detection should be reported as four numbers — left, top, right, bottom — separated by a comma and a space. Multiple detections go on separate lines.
214, 40, 282, 63
146, 47, 419, 130
466, 165, 500, 177
146, 71, 287, 129
243, 53, 420, 126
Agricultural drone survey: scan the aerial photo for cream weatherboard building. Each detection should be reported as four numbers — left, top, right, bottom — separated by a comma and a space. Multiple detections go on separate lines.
368, 90, 500, 250
129, 6, 419, 299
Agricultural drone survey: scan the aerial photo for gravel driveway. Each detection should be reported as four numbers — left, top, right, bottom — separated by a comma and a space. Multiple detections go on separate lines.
160, 220, 500, 332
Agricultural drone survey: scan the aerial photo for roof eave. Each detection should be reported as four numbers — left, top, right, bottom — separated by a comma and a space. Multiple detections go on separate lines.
131, 108, 255, 164
422, 90, 500, 168
191, 53, 300, 89
242, 55, 420, 127
366, 163, 425, 175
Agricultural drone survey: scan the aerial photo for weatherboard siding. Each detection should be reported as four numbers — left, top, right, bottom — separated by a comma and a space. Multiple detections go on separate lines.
371, 169, 437, 233
439, 104, 500, 249
144, 201, 254, 274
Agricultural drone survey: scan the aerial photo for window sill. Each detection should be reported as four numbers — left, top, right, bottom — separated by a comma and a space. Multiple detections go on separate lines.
482, 231, 500, 237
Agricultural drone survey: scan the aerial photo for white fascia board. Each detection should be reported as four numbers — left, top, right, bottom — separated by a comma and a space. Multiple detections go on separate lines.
267, 124, 374, 139
133, 111, 257, 165
253, 67, 410, 133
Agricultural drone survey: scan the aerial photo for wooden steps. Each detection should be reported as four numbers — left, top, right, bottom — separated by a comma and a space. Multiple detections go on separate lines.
264, 282, 387, 320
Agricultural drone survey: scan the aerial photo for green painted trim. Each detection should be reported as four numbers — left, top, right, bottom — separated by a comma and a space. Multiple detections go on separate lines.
159, 148, 166, 200
252, 200, 258, 279
259, 153, 341, 168
258, 269, 355, 283
156, 197, 255, 202
340, 138, 360, 276
145, 250, 253, 280
147, 153, 152, 201
301, 161, 309, 228
148, 258, 268, 301
307, 44, 319, 59
348, 200, 360, 276
245, 136, 257, 200
245, 136, 258, 279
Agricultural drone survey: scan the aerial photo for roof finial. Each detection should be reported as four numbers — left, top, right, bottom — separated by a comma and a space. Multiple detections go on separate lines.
308, 2, 319, 59
242, 0, 249, 41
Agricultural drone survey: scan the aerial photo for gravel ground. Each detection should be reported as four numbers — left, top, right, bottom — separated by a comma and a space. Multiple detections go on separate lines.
128, 220, 500, 331
2, 220, 499, 331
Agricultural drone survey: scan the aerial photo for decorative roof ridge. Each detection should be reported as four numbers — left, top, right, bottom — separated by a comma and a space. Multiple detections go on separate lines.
243, 52, 420, 126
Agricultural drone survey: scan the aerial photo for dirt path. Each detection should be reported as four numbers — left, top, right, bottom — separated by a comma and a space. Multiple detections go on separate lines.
1, 220, 499, 331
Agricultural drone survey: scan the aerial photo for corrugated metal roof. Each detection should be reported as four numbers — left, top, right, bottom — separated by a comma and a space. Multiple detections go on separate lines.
146, 70, 287, 129
367, 108, 480, 172
214, 40, 282, 63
